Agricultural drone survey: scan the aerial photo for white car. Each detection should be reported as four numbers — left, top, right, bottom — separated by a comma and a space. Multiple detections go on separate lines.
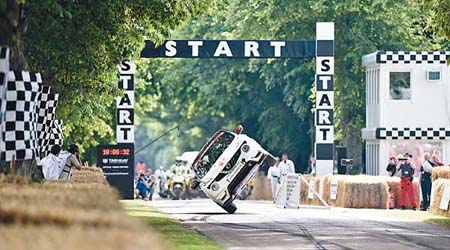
190, 126, 275, 213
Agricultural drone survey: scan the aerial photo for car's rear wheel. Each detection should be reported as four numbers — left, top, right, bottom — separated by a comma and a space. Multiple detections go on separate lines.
223, 202, 237, 214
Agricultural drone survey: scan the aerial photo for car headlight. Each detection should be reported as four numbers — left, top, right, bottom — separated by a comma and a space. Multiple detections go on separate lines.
241, 144, 250, 153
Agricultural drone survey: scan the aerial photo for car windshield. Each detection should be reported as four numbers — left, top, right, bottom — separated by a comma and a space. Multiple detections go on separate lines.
194, 131, 235, 179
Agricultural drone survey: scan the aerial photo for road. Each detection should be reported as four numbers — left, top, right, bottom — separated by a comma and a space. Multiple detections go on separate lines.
150, 199, 450, 250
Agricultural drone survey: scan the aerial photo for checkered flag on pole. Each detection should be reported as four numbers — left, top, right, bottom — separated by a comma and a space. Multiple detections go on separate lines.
0, 47, 10, 162
1, 71, 42, 162
36, 85, 61, 156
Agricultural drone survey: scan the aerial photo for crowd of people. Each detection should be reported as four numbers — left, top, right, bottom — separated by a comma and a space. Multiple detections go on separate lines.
41, 144, 82, 181
386, 150, 445, 211
134, 157, 193, 201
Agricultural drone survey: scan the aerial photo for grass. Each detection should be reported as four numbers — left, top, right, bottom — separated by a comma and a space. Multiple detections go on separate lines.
122, 200, 223, 250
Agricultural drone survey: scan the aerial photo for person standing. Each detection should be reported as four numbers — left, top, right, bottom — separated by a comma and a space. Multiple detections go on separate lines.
420, 153, 435, 211
41, 145, 62, 180
267, 157, 281, 202
386, 156, 397, 177
155, 166, 167, 193
432, 153, 444, 166
397, 154, 417, 210
279, 153, 295, 175
135, 161, 147, 175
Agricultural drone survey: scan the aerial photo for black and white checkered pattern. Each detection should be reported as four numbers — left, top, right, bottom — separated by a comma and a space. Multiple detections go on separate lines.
376, 51, 450, 64
376, 127, 450, 140
40, 119, 63, 155
1, 71, 42, 161
0, 47, 9, 160
36, 86, 60, 156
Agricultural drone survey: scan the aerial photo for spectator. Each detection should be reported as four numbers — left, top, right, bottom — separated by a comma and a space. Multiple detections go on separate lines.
134, 170, 150, 200
397, 153, 417, 210
148, 175, 156, 201
386, 156, 397, 177
420, 152, 435, 211
267, 157, 281, 202
135, 161, 147, 175
432, 153, 444, 166
279, 153, 295, 175
41, 145, 62, 180
59, 144, 82, 181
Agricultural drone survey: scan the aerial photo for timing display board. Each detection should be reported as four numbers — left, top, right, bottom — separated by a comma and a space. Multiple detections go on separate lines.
97, 143, 134, 199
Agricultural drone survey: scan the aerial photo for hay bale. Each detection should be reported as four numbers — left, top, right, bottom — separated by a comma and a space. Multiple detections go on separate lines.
333, 175, 389, 209
432, 167, 450, 181
429, 179, 450, 217
248, 173, 272, 200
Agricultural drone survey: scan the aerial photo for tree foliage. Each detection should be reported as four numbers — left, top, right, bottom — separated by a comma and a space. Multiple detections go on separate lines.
1, 0, 217, 163
425, 0, 450, 39
136, 0, 448, 170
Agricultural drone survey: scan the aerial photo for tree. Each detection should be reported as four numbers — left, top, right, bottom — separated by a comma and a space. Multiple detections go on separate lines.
136, 0, 447, 171
0, 0, 217, 174
425, 0, 450, 39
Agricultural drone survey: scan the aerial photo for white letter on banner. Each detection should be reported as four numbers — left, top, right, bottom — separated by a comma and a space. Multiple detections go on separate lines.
270, 41, 285, 57
244, 41, 260, 57
188, 41, 203, 57
165, 40, 177, 57
214, 41, 233, 57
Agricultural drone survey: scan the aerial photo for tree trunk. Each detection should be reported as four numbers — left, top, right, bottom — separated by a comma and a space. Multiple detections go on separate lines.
0, 1, 40, 181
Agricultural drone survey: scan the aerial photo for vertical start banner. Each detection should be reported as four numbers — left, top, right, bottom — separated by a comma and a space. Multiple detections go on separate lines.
117, 61, 135, 143
315, 22, 334, 175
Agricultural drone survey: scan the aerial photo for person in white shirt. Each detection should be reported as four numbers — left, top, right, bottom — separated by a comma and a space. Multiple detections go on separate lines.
267, 157, 280, 202
155, 166, 167, 193
279, 153, 295, 175
41, 145, 62, 180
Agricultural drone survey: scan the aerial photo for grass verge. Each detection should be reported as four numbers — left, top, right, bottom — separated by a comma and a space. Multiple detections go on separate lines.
122, 200, 223, 250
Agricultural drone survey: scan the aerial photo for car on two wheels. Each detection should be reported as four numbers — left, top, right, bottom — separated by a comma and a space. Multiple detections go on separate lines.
190, 125, 275, 213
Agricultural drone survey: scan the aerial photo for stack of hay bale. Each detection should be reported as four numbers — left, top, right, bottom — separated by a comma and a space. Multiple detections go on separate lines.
0, 167, 167, 250
251, 173, 424, 209
430, 167, 450, 217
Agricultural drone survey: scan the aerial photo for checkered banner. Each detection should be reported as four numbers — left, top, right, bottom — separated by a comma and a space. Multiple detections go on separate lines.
376, 127, 450, 140
376, 51, 450, 64
1, 71, 42, 162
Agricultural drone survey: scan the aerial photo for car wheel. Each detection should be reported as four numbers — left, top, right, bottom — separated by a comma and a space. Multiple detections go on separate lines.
223, 202, 237, 214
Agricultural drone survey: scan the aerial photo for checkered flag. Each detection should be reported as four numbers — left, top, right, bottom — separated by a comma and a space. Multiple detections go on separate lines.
40, 119, 64, 155
1, 71, 42, 162
0, 47, 9, 162
36, 86, 61, 156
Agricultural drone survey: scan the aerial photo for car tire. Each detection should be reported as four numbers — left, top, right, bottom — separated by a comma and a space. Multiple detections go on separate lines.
223, 202, 237, 214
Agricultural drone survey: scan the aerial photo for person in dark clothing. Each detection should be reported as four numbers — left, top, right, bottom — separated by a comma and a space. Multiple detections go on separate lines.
420, 152, 435, 211
386, 157, 397, 177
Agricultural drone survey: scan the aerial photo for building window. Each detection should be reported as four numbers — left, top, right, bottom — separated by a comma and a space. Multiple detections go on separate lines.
389, 72, 411, 100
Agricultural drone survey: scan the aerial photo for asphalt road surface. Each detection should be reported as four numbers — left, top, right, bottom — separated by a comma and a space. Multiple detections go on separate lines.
150, 199, 450, 250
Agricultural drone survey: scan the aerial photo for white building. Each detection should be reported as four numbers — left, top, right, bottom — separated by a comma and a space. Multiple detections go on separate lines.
362, 51, 450, 175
